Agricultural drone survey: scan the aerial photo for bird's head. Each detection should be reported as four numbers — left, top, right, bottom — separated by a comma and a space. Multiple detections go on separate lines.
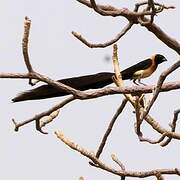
154, 54, 167, 65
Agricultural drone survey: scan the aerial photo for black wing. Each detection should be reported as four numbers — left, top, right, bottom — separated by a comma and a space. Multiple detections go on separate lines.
121, 58, 152, 80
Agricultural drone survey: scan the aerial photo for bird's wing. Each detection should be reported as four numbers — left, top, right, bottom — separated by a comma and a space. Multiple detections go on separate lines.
121, 58, 152, 80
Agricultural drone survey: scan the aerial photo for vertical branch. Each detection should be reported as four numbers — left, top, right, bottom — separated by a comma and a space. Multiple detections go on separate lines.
22, 16, 33, 72
22, 16, 34, 85
112, 44, 123, 86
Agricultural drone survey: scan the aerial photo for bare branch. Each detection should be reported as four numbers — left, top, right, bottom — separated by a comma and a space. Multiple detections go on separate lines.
1, 72, 179, 99
143, 20, 180, 54
72, 22, 133, 48
155, 172, 164, 180
161, 109, 180, 147
22, 16, 33, 73
134, 95, 143, 137
111, 154, 126, 180
135, 1, 175, 10
138, 132, 166, 144
111, 154, 125, 171
76, 0, 168, 18
144, 114, 180, 140
55, 130, 180, 178
76, 0, 180, 54
12, 96, 75, 132
142, 60, 180, 121
95, 99, 127, 158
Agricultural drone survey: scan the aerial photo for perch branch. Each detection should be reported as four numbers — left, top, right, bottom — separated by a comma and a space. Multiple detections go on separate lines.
1, 72, 179, 98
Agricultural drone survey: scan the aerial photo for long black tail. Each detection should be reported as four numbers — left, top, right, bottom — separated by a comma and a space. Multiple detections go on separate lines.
12, 72, 115, 102
12, 71, 132, 102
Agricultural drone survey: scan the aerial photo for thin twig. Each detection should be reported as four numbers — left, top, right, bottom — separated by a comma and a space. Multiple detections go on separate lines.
138, 133, 166, 144
95, 99, 127, 158
111, 154, 126, 180
161, 109, 180, 147
12, 96, 75, 132
72, 22, 133, 48
111, 154, 125, 170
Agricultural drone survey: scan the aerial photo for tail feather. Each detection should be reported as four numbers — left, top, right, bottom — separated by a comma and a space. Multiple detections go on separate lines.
12, 72, 114, 102
12, 84, 68, 102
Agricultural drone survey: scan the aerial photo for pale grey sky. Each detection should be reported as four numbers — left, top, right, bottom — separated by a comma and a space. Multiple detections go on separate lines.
0, 1, 179, 180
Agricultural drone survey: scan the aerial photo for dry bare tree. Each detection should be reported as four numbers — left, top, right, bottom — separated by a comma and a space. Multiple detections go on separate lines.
1, 0, 180, 179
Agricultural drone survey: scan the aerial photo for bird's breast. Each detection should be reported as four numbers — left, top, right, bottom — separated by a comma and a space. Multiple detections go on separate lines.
132, 65, 157, 79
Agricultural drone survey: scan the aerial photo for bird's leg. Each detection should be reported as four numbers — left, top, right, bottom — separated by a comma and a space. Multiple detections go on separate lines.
138, 78, 147, 86
133, 79, 139, 86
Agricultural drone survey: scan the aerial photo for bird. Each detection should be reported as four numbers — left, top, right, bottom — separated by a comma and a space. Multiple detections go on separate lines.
12, 54, 167, 102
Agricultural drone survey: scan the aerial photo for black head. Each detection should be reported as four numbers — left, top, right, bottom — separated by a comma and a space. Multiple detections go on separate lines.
154, 54, 167, 65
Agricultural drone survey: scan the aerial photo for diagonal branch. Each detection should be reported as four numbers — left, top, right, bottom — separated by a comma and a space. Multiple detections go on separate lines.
141, 60, 180, 121
12, 96, 75, 132
143, 20, 180, 55
160, 108, 180, 147
95, 98, 127, 158
55, 130, 180, 178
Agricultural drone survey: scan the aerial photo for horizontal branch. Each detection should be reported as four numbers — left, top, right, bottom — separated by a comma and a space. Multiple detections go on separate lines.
0, 72, 179, 99
76, 0, 167, 18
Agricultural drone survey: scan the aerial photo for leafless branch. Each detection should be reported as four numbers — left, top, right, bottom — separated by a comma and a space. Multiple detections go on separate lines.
1, 73, 179, 99
161, 109, 180, 147
55, 130, 180, 178
95, 99, 127, 158
134, 95, 143, 137
111, 154, 126, 180
22, 17, 33, 73
141, 60, 180, 121
137, 131, 166, 144
75, 0, 180, 54
155, 172, 164, 180
72, 22, 133, 48
111, 154, 125, 171
12, 96, 75, 132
